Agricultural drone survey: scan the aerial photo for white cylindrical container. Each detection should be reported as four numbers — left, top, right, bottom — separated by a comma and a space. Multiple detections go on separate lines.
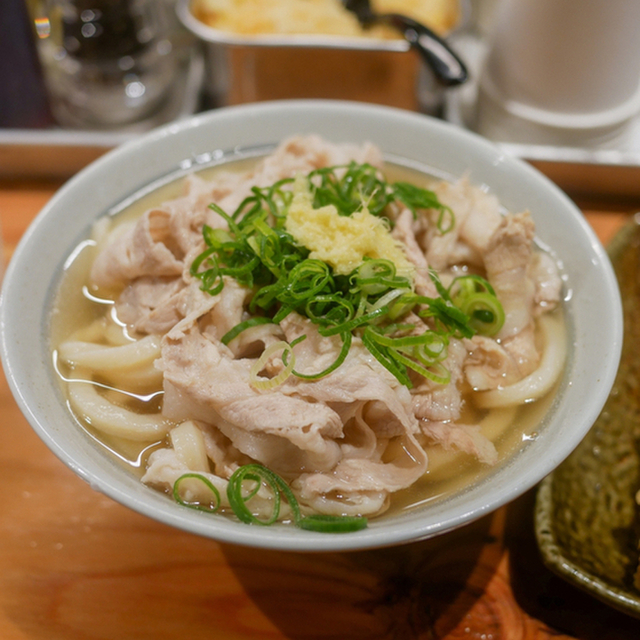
476, 0, 640, 144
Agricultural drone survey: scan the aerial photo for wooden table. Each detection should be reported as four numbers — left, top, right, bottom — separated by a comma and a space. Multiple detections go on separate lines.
0, 175, 638, 640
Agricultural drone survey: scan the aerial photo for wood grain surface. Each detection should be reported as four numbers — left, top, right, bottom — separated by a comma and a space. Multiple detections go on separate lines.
1, 177, 638, 640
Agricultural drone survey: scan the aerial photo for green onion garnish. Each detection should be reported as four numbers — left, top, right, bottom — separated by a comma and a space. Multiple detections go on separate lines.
173, 473, 222, 513
174, 465, 368, 533
226, 464, 285, 525
221, 316, 275, 346
228, 464, 368, 532
191, 163, 504, 388
306, 162, 453, 229
449, 275, 506, 337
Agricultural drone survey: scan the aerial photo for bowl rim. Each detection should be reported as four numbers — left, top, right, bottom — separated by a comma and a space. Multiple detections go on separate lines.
0, 99, 623, 551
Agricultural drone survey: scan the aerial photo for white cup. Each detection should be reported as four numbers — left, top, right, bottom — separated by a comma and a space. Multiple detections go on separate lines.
476, 0, 640, 144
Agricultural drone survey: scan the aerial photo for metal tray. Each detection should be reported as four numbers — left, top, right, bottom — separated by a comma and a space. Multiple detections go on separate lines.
176, 0, 421, 111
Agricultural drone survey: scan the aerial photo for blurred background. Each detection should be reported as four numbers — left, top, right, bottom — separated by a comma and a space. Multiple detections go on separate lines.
1, 0, 479, 132
1, 0, 196, 130
2, 0, 640, 199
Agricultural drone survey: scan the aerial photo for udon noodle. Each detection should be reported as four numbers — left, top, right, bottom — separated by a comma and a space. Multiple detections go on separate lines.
52, 136, 566, 528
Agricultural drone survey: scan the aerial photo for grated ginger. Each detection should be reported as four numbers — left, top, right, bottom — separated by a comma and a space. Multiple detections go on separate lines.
284, 175, 415, 278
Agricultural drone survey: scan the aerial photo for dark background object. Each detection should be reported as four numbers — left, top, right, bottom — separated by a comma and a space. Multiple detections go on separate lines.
0, 0, 53, 128
60, 0, 148, 61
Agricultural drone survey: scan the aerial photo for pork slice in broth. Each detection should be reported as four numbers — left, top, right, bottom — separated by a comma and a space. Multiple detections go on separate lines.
160, 326, 343, 475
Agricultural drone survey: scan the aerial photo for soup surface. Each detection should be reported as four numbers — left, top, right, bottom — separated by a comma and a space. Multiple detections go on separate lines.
52, 135, 566, 529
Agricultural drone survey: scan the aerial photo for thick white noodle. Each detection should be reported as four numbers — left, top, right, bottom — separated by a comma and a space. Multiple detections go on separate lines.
99, 363, 164, 393
103, 318, 135, 346
425, 406, 518, 477
478, 406, 518, 440
58, 335, 161, 371
474, 315, 566, 409
170, 421, 210, 473
68, 380, 173, 441
70, 318, 108, 343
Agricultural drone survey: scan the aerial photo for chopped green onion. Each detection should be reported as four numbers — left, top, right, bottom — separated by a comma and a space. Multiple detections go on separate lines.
173, 466, 368, 532
226, 464, 285, 525
458, 292, 505, 336
249, 341, 296, 390
389, 348, 451, 385
449, 275, 505, 336
352, 259, 408, 295
223, 463, 367, 532
288, 332, 353, 381
370, 287, 412, 313
221, 317, 275, 346
318, 307, 388, 337
305, 294, 354, 327
190, 247, 223, 296
173, 473, 221, 513
280, 259, 332, 305
417, 297, 475, 339
308, 162, 391, 217
391, 181, 455, 233
362, 325, 451, 387
190, 162, 506, 388
409, 333, 449, 363
298, 514, 368, 533
362, 327, 413, 388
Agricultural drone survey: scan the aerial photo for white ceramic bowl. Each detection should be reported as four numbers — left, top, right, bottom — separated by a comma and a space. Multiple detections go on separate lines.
0, 100, 622, 552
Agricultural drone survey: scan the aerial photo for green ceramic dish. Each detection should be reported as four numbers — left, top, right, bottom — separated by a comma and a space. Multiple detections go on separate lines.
535, 214, 640, 619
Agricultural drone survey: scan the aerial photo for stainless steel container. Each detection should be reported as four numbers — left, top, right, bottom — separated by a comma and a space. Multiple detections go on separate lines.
177, 0, 465, 113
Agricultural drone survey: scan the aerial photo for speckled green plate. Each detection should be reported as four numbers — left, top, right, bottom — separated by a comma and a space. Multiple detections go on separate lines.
535, 214, 640, 619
